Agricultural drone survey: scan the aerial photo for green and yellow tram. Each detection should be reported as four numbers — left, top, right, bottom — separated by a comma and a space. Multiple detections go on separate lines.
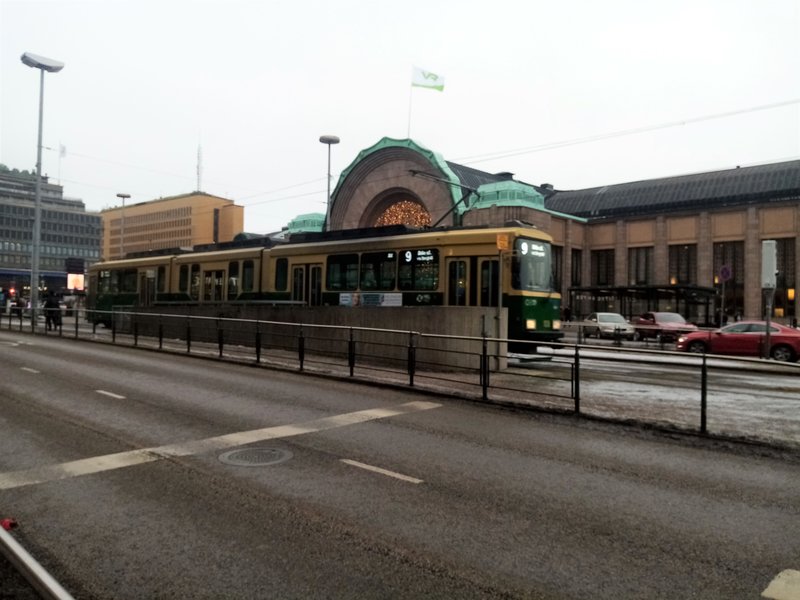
87, 224, 562, 343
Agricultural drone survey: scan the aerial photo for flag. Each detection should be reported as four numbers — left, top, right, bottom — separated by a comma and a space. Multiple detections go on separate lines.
412, 66, 444, 91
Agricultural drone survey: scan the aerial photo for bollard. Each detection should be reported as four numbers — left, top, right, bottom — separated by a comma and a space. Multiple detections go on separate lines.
573, 345, 581, 413
407, 331, 416, 386
480, 335, 489, 401
298, 328, 305, 371
700, 353, 708, 434
348, 328, 356, 377
255, 329, 262, 363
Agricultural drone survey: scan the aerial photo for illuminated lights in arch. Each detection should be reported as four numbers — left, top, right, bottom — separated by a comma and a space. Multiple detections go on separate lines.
375, 200, 432, 227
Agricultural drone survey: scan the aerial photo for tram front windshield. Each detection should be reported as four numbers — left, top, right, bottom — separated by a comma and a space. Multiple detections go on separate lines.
511, 238, 552, 291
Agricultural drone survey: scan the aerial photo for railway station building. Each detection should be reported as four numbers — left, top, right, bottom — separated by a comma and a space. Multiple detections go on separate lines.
324, 138, 800, 326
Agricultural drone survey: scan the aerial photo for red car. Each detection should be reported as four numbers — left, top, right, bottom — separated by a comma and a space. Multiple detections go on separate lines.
676, 321, 800, 362
632, 311, 698, 341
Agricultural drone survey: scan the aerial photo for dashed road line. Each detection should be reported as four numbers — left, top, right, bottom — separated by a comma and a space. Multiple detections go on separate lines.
96, 390, 126, 400
0, 400, 441, 490
340, 459, 423, 484
20, 367, 40, 374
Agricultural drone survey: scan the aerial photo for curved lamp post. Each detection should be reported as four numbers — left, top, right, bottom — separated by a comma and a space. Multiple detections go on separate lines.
21, 52, 64, 328
319, 135, 340, 231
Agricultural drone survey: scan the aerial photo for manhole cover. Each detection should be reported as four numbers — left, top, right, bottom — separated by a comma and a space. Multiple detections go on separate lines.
218, 447, 293, 467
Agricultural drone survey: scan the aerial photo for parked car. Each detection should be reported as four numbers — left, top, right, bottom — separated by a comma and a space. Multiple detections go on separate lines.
584, 312, 636, 340
676, 321, 800, 362
631, 311, 698, 341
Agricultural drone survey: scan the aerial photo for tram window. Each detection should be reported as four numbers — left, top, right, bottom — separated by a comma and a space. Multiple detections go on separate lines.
119, 269, 137, 293
99, 270, 111, 294
512, 238, 551, 291
480, 260, 499, 306
327, 254, 358, 290
157, 265, 166, 293
179, 265, 189, 292
228, 261, 239, 298
274, 258, 288, 291
190, 264, 200, 300
360, 251, 396, 290
242, 260, 254, 292
398, 248, 439, 290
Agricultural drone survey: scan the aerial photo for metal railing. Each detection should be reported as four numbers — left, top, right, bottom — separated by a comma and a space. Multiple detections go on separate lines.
4, 307, 799, 450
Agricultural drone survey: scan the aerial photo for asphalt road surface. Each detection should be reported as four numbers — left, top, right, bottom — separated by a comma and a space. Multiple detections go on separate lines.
1, 331, 798, 599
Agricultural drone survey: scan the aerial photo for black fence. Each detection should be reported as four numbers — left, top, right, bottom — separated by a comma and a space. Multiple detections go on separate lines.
5, 307, 799, 451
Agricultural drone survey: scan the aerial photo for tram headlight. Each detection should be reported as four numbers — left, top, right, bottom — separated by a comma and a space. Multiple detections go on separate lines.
526, 319, 537, 330
552, 320, 562, 330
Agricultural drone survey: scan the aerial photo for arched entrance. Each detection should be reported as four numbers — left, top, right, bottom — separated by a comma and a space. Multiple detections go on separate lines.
363, 191, 432, 228
328, 138, 462, 231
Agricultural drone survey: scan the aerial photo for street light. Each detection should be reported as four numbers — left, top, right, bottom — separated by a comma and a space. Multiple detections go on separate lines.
319, 135, 340, 231
21, 52, 64, 329
116, 193, 130, 258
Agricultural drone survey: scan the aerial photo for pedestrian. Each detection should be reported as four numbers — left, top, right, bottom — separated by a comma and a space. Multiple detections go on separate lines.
44, 291, 60, 331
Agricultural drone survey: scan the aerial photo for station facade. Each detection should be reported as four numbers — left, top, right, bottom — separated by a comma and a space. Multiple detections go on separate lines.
326, 138, 800, 325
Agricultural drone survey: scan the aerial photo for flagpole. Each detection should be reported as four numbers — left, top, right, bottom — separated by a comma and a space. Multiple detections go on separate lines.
407, 84, 413, 138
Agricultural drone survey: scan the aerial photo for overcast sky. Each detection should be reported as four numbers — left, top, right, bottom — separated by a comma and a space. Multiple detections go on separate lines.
2, 0, 799, 234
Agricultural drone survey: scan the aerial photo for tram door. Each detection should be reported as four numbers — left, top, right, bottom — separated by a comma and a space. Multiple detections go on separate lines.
291, 264, 323, 306
446, 258, 468, 306
203, 270, 224, 302
138, 270, 156, 306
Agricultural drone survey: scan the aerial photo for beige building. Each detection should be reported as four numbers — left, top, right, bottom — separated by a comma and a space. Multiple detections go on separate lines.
101, 192, 243, 260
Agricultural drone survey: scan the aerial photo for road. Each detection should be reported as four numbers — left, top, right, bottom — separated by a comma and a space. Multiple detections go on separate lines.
1, 330, 799, 599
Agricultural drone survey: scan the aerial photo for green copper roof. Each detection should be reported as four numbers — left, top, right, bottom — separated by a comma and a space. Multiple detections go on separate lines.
472, 180, 546, 208
287, 212, 325, 233
334, 137, 469, 215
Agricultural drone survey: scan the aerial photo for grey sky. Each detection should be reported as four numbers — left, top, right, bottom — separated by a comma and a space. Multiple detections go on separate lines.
2, 0, 799, 234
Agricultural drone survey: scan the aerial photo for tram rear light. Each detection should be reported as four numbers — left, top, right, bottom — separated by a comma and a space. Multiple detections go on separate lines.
526, 319, 537, 330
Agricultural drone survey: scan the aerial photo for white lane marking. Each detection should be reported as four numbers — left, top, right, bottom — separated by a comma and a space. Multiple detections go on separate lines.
762, 569, 800, 600
0, 400, 441, 490
340, 459, 423, 484
20, 367, 40, 374
96, 390, 126, 400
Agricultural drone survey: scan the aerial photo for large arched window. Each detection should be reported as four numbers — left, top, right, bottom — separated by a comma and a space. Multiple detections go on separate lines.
374, 199, 432, 227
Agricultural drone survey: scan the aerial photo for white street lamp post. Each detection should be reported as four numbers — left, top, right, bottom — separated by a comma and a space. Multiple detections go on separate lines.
117, 193, 130, 258
21, 52, 64, 329
319, 135, 340, 231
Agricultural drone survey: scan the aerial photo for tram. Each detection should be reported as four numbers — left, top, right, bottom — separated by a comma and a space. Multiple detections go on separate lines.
87, 223, 563, 343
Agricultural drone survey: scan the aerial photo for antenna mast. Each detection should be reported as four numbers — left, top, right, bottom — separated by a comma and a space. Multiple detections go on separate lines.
196, 144, 203, 192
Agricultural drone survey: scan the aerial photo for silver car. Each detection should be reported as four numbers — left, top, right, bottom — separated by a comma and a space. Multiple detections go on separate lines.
584, 312, 636, 340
